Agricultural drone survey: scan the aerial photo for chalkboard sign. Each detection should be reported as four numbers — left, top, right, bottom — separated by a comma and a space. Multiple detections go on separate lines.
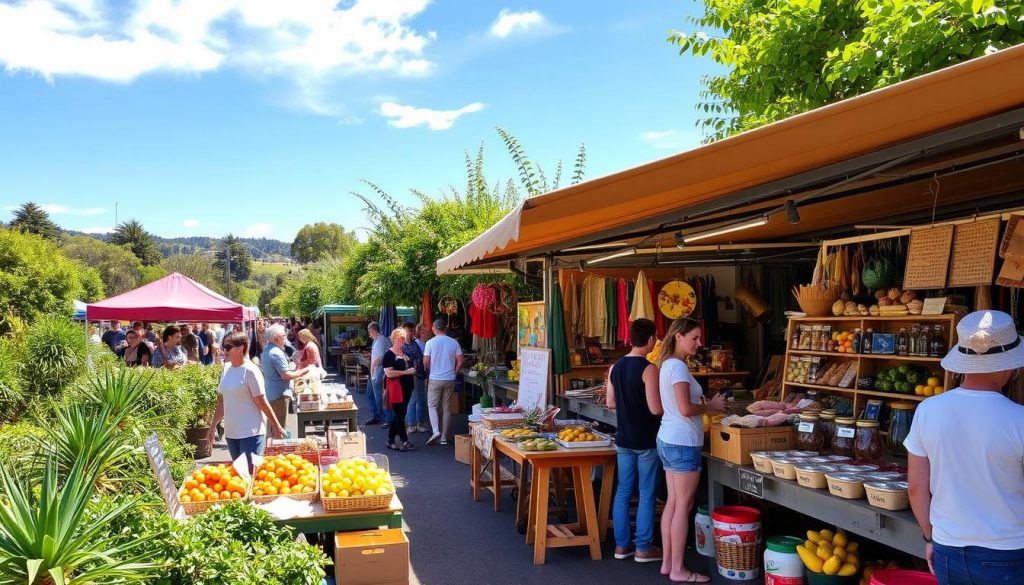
737, 468, 764, 499
517, 347, 551, 411
145, 433, 184, 518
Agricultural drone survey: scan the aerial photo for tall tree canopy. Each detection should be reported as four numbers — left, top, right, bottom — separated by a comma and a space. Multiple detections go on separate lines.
61, 235, 146, 297
214, 234, 253, 285
110, 219, 162, 266
291, 222, 358, 264
9, 202, 62, 241
670, 0, 1024, 141
0, 229, 92, 333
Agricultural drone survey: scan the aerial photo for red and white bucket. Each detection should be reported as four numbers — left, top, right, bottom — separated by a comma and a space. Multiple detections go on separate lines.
712, 506, 762, 581
870, 569, 938, 585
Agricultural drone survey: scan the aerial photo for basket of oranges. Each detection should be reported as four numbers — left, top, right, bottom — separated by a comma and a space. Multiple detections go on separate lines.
251, 453, 320, 504
320, 454, 395, 512
178, 462, 249, 515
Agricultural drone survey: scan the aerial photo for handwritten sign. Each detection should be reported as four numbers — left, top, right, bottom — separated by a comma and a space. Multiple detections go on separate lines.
517, 347, 551, 411
737, 468, 764, 499
922, 297, 947, 316
145, 433, 184, 519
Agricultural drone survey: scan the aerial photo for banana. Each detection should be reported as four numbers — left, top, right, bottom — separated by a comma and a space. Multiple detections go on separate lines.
804, 540, 818, 554
816, 545, 833, 561
819, 529, 834, 542
838, 562, 859, 576
797, 545, 824, 573
833, 531, 848, 547
807, 530, 822, 544
823, 555, 841, 576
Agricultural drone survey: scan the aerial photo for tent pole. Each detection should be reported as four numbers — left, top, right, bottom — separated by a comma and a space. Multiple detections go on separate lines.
543, 254, 554, 407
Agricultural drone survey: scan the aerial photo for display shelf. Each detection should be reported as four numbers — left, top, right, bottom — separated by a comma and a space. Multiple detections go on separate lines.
790, 314, 956, 322
784, 381, 856, 393
788, 350, 860, 358
854, 389, 926, 402
787, 350, 941, 363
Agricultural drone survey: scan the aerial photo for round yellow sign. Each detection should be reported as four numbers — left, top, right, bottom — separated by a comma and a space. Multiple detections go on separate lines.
658, 280, 697, 319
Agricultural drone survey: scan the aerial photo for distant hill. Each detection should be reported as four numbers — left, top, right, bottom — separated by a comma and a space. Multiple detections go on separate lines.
67, 231, 293, 261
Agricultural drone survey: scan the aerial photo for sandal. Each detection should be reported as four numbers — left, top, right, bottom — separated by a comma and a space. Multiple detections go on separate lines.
671, 573, 711, 584
386, 443, 399, 451
403, 441, 416, 451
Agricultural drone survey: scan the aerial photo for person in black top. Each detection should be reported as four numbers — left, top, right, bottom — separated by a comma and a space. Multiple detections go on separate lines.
122, 329, 152, 367
606, 318, 664, 563
383, 328, 417, 452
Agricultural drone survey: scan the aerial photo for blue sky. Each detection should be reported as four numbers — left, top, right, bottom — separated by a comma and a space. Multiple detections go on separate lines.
0, 0, 717, 243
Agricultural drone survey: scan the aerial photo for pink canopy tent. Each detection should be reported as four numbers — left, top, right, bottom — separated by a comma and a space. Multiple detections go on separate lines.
86, 272, 258, 323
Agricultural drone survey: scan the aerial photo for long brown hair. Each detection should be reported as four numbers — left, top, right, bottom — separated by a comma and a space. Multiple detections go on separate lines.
657, 318, 701, 366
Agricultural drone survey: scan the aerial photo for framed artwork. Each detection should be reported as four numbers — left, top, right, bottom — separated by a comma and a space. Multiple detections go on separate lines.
517, 301, 546, 353
584, 337, 605, 365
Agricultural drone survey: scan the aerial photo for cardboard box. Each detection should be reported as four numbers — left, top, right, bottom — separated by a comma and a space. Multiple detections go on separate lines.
328, 430, 367, 458
449, 391, 464, 415
710, 424, 796, 466
454, 434, 471, 465
335, 528, 409, 585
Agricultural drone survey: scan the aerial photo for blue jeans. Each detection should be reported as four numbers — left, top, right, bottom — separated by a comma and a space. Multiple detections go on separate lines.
933, 542, 1024, 585
406, 377, 427, 426
226, 434, 265, 473
613, 446, 660, 551
367, 376, 385, 421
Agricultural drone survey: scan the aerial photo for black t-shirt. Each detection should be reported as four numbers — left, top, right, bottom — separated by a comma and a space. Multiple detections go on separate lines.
610, 355, 661, 450
124, 343, 152, 367
101, 330, 117, 350
382, 350, 415, 397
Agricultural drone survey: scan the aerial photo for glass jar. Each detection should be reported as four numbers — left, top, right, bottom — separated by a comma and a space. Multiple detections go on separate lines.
818, 410, 837, 455
930, 325, 944, 358
832, 416, 856, 457
796, 413, 824, 453
888, 403, 917, 456
854, 419, 885, 462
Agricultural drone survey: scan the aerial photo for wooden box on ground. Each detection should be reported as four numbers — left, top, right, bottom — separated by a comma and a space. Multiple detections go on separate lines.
329, 430, 367, 458
710, 424, 796, 466
335, 528, 409, 585
454, 434, 471, 465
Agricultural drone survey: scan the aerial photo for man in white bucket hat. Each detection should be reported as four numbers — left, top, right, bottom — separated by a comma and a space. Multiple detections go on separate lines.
904, 310, 1024, 585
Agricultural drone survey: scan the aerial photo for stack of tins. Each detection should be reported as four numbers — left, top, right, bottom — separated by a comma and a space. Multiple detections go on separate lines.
712, 506, 762, 581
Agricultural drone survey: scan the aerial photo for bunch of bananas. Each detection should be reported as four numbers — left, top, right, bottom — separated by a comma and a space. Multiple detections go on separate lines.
796, 529, 860, 577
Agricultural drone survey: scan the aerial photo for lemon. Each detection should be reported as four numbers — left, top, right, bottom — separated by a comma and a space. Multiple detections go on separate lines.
914, 385, 926, 396
823, 555, 841, 575
923, 386, 935, 397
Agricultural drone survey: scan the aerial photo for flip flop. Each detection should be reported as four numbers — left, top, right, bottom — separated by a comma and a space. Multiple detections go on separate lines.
386, 443, 399, 451
671, 572, 711, 583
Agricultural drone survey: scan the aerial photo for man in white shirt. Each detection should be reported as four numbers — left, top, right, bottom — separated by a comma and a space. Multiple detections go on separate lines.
904, 310, 1024, 585
423, 319, 463, 446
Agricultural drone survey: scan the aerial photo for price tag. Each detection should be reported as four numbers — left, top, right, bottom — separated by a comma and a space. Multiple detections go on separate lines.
798, 422, 815, 433
737, 468, 764, 499
922, 297, 947, 315
837, 427, 856, 439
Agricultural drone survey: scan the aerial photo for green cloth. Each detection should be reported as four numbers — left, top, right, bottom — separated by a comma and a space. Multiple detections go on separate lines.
606, 277, 617, 347
550, 281, 572, 375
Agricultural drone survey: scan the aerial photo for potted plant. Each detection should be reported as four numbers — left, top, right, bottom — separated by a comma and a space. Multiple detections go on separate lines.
172, 365, 222, 459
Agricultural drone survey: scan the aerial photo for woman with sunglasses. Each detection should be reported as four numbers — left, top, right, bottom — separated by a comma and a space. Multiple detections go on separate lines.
207, 331, 285, 471
657, 318, 726, 583
122, 329, 152, 367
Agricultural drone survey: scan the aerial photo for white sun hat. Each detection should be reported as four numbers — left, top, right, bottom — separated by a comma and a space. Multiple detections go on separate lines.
941, 310, 1024, 374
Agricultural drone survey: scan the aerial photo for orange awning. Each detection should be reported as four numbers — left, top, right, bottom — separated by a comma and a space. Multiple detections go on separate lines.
438, 43, 1024, 274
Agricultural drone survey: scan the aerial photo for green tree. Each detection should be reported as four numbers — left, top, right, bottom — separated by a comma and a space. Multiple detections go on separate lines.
214, 234, 253, 285
160, 253, 225, 294
61, 235, 144, 296
291, 222, 358, 264
0, 229, 87, 333
8, 202, 62, 241
670, 0, 1024, 141
110, 219, 162, 266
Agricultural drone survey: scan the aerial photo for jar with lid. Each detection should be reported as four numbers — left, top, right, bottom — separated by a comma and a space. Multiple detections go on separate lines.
908, 324, 920, 356
854, 419, 885, 461
888, 403, 916, 456
818, 410, 837, 455
796, 413, 824, 453
929, 324, 945, 358
832, 416, 856, 457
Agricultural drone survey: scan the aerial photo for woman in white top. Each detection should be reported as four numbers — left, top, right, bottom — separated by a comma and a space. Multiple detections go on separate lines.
207, 331, 285, 471
657, 318, 726, 583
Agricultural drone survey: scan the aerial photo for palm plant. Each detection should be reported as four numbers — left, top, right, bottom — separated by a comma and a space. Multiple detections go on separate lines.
9, 202, 62, 241
110, 220, 161, 266
0, 456, 159, 584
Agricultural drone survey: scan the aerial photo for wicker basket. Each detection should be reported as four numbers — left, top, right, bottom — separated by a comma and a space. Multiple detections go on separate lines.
794, 286, 843, 317
326, 401, 355, 410
251, 478, 319, 505
713, 538, 761, 573
178, 460, 249, 515
319, 453, 393, 512
482, 415, 525, 430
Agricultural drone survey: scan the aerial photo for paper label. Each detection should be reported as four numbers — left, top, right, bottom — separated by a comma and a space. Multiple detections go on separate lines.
837, 427, 856, 439
798, 422, 815, 433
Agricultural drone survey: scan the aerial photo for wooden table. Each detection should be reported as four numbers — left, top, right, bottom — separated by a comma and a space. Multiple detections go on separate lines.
271, 494, 403, 535
479, 437, 615, 564
296, 405, 359, 437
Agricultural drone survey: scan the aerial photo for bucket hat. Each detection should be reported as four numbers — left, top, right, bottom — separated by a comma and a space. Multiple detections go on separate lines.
940, 310, 1024, 374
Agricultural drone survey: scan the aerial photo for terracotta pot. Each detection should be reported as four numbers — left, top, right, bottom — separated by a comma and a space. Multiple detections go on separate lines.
185, 425, 212, 459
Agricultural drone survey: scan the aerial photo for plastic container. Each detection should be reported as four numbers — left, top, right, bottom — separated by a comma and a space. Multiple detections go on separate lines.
771, 458, 800, 480
864, 481, 910, 511
825, 473, 867, 499
794, 463, 839, 490
750, 451, 776, 474
764, 535, 806, 585
695, 505, 714, 557
712, 506, 761, 581
869, 569, 938, 585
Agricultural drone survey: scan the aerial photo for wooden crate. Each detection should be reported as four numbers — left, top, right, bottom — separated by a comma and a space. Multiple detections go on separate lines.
710, 424, 796, 466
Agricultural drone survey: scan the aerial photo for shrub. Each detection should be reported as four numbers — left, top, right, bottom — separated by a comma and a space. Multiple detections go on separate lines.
0, 228, 85, 333
0, 337, 24, 418
0, 421, 45, 465
22, 314, 88, 399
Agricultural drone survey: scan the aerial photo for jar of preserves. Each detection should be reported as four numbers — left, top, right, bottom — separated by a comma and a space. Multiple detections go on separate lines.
818, 410, 837, 455
888, 402, 916, 456
832, 416, 856, 457
796, 413, 824, 453
855, 419, 885, 461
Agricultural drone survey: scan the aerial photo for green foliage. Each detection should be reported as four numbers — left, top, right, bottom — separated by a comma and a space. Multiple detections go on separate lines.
75, 264, 106, 302
161, 254, 226, 295
164, 502, 327, 585
0, 338, 24, 418
291, 222, 358, 264
669, 0, 1024, 141
273, 260, 348, 318
214, 234, 254, 285
0, 229, 86, 333
0, 421, 44, 466
111, 219, 162, 266
23, 314, 88, 399
137, 265, 168, 286
62, 235, 146, 296
8, 202, 62, 242
147, 364, 222, 429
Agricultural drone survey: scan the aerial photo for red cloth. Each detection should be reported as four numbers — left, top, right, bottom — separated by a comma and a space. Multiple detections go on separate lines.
469, 303, 498, 338
422, 290, 434, 327
617, 279, 629, 345
650, 280, 666, 338
86, 272, 256, 322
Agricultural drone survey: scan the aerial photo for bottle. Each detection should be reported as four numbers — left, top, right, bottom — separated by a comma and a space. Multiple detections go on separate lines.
917, 325, 931, 358
851, 328, 862, 354
930, 325, 944, 358
791, 327, 800, 350
896, 328, 909, 356
695, 505, 714, 557
908, 324, 920, 356
863, 328, 874, 354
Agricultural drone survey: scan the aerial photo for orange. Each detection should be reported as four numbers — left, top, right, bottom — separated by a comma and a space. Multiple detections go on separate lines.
220, 491, 232, 500
212, 484, 223, 493
180, 495, 192, 503
184, 479, 198, 490
280, 486, 291, 495
193, 472, 205, 484
231, 491, 242, 499
257, 470, 267, 480
194, 493, 206, 502
265, 486, 278, 495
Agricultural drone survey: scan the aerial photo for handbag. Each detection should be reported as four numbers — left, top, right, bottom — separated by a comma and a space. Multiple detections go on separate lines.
386, 376, 404, 407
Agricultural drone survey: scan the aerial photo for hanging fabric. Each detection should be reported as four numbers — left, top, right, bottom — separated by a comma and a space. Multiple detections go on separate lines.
650, 279, 666, 338
604, 278, 616, 347
469, 303, 498, 339
630, 270, 654, 321
583, 276, 607, 339
617, 279, 630, 346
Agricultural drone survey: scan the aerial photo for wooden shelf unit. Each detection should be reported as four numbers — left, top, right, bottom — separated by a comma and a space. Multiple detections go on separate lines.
782, 314, 958, 415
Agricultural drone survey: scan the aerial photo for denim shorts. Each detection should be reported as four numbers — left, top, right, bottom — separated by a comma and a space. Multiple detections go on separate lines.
657, 438, 702, 473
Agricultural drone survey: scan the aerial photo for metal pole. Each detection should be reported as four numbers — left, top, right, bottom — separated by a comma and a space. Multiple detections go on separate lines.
543, 255, 554, 406
224, 243, 232, 299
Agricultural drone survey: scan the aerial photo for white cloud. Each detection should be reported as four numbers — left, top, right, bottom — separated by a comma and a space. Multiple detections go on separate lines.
0, 0, 437, 88
640, 129, 700, 151
182, 218, 200, 228
379, 101, 485, 130
244, 222, 273, 236
82, 226, 112, 234
39, 203, 106, 216
490, 9, 546, 38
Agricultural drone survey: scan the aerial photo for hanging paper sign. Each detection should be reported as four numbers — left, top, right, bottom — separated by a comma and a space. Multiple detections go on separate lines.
658, 280, 697, 319
517, 347, 550, 411
145, 433, 184, 518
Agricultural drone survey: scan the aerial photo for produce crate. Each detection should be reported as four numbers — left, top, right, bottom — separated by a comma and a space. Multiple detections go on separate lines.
710, 424, 796, 466
177, 461, 249, 515
251, 452, 321, 504
320, 454, 394, 512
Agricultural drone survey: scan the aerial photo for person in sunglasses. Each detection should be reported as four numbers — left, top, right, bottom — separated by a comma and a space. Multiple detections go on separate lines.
207, 331, 285, 471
